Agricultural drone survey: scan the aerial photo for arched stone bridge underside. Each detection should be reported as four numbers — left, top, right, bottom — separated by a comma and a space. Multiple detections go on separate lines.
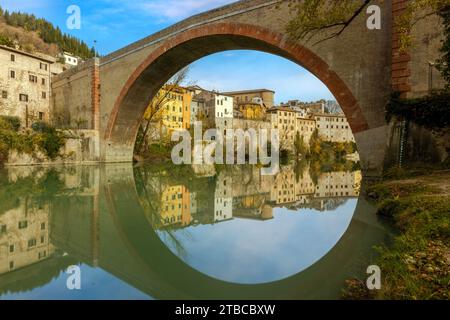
53, 0, 394, 175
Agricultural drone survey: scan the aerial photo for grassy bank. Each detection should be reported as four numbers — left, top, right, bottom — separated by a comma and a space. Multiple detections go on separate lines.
343, 168, 450, 299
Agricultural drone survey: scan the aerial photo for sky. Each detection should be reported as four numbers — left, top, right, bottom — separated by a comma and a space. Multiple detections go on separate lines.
0, 0, 334, 103
158, 200, 356, 284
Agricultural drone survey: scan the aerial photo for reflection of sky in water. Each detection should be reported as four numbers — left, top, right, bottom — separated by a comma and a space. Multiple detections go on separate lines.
157, 199, 357, 284
0, 264, 152, 300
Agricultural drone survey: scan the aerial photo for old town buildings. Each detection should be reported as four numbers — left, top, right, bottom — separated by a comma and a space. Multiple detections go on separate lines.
0, 44, 355, 153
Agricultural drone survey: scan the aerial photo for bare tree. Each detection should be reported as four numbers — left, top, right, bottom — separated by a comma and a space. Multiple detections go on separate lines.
286, 0, 449, 46
135, 67, 190, 155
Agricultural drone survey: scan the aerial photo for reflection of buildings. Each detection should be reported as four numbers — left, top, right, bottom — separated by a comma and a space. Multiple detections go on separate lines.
315, 171, 362, 198
160, 185, 192, 228
214, 172, 233, 223
148, 164, 362, 230
0, 202, 53, 275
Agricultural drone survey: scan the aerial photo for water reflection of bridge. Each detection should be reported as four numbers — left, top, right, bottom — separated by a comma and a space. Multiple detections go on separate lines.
0, 164, 388, 299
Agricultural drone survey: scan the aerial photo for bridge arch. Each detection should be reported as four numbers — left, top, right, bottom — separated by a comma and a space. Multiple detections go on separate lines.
104, 22, 369, 154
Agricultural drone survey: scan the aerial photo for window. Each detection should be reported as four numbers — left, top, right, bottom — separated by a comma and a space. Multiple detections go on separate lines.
41, 78, 46, 85
1, 91, 7, 99
19, 94, 28, 102
9, 245, 14, 253
41, 236, 45, 243
0, 225, 6, 234
28, 239, 37, 248
9, 261, 14, 270
11, 54, 15, 62
10, 70, 15, 78
29, 75, 38, 83
42, 92, 46, 99
41, 222, 46, 230
40, 62, 48, 71
18, 221, 28, 229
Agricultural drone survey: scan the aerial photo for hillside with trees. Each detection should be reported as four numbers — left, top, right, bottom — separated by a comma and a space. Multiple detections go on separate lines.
0, 6, 96, 59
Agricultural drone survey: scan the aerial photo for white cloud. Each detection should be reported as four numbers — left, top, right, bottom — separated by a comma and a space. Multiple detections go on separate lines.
1, 0, 50, 10
95, 0, 234, 22
138, 0, 233, 20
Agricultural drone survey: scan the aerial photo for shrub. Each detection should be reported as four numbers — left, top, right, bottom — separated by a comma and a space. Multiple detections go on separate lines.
377, 198, 407, 218
38, 131, 66, 159
0, 116, 21, 132
0, 120, 66, 163
31, 121, 53, 134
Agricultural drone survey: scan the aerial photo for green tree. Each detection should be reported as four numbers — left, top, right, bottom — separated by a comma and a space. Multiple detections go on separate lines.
294, 131, 309, 157
309, 129, 322, 157
0, 6, 98, 59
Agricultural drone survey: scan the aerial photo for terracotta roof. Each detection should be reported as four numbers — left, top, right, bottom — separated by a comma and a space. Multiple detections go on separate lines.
266, 107, 296, 113
222, 88, 275, 95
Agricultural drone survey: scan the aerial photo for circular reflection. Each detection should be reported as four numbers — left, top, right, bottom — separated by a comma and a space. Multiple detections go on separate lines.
155, 197, 357, 284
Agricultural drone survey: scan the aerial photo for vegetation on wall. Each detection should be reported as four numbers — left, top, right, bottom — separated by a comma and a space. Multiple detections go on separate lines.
387, 3, 450, 130
0, 116, 66, 165
436, 4, 450, 88
285, 0, 450, 47
0, 6, 97, 59
386, 91, 450, 129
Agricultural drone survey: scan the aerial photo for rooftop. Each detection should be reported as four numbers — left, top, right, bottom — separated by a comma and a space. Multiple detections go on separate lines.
266, 107, 297, 113
222, 88, 275, 95
312, 112, 346, 118
0, 45, 56, 63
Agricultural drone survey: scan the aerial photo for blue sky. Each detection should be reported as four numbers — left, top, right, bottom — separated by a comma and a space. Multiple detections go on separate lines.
0, 0, 334, 103
158, 200, 356, 284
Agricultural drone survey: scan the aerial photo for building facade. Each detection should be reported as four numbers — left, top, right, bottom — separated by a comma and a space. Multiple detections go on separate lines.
295, 114, 316, 145
267, 107, 297, 151
236, 101, 266, 120
60, 52, 80, 67
313, 113, 355, 143
195, 90, 233, 132
222, 89, 275, 109
0, 45, 55, 128
0, 201, 53, 275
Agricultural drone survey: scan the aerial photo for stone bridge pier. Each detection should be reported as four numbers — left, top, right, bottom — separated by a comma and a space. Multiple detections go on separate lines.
51, 0, 445, 176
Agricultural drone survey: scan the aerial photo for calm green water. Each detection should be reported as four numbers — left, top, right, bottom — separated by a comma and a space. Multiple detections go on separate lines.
0, 162, 391, 299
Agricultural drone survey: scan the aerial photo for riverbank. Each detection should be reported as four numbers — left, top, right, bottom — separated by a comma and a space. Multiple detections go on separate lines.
343, 168, 450, 299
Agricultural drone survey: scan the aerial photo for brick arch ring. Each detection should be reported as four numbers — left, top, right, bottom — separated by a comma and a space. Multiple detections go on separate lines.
105, 22, 369, 142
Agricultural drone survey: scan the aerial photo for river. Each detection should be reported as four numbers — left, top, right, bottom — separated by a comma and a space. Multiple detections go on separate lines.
0, 162, 392, 299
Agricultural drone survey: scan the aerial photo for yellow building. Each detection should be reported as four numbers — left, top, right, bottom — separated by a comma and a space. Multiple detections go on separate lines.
144, 85, 191, 137
182, 90, 192, 130
237, 102, 266, 120
159, 185, 192, 228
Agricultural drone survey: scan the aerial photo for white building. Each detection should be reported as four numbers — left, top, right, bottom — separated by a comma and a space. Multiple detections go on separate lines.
214, 172, 233, 223
61, 52, 80, 66
193, 89, 234, 132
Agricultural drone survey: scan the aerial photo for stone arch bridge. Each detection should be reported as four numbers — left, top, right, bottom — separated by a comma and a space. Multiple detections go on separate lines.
51, 0, 443, 176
